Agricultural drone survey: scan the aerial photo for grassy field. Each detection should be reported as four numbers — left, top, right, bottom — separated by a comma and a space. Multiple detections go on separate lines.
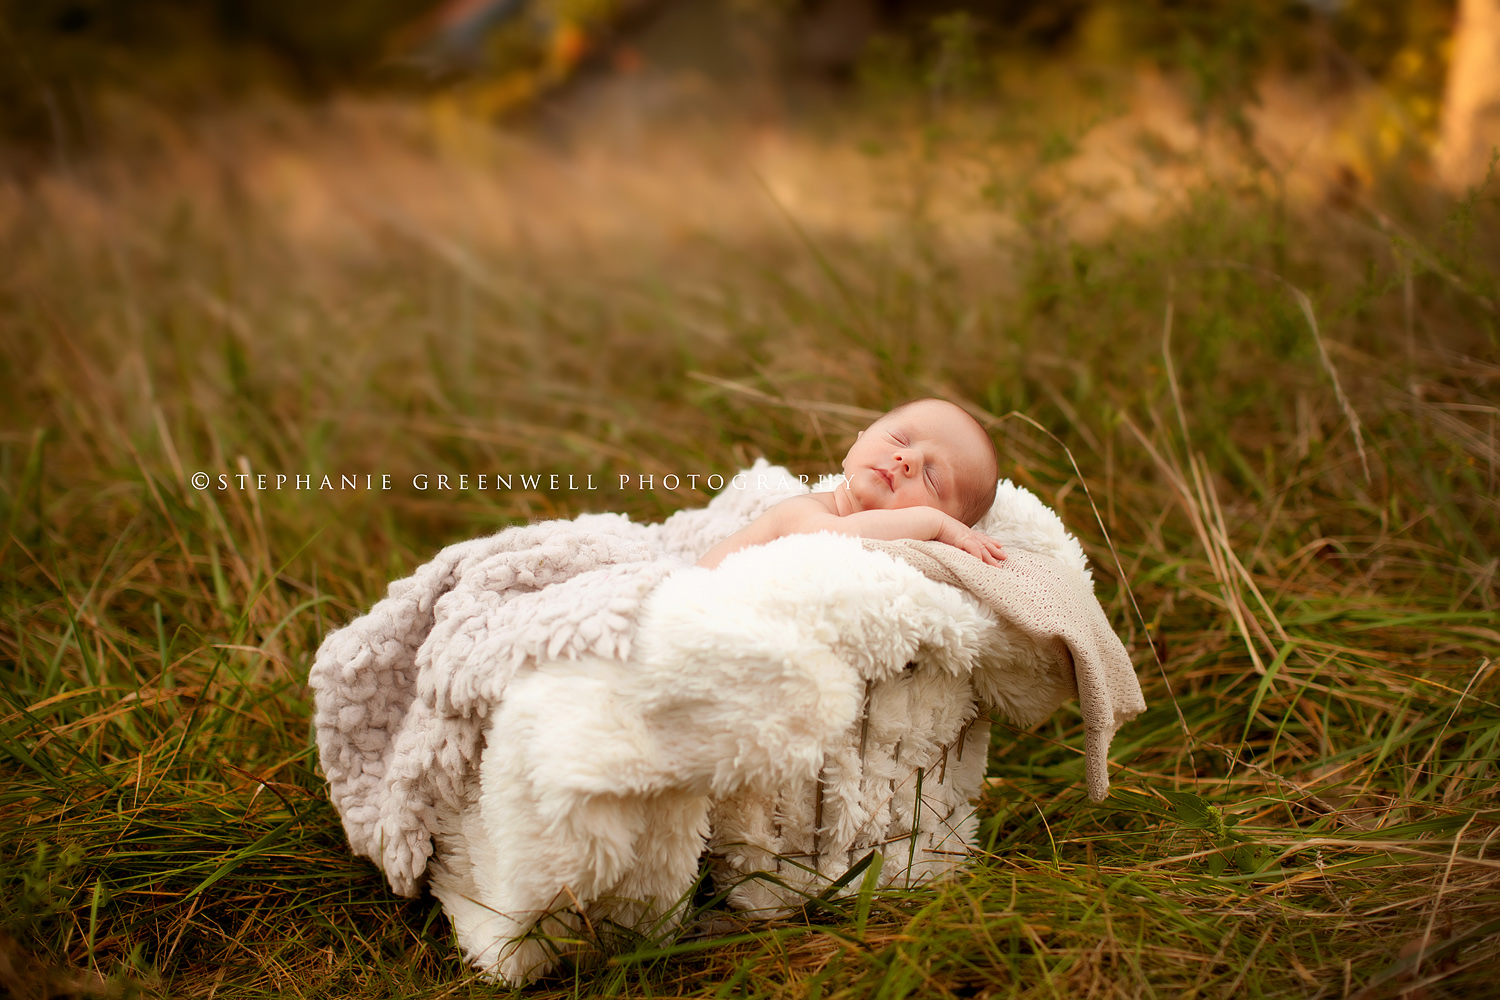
1, 87, 1498, 999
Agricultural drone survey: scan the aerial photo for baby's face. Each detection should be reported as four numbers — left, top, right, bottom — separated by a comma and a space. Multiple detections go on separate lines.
840, 400, 994, 523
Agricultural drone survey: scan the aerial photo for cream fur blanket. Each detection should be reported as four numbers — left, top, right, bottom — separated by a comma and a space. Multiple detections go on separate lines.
309, 463, 1145, 983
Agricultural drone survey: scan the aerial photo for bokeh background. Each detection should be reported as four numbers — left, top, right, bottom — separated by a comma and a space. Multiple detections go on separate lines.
1, 2, 1497, 999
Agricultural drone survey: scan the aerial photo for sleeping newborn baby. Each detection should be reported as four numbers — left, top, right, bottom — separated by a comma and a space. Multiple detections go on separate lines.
698, 398, 1006, 568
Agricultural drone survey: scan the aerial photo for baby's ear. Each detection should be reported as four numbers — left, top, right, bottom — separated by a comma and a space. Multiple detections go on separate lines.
856, 430, 863, 439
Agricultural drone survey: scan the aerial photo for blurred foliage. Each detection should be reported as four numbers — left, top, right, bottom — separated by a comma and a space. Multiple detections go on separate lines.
0, 0, 1463, 153
857, 1, 1455, 110
0, 0, 434, 151
1335, 0, 1456, 146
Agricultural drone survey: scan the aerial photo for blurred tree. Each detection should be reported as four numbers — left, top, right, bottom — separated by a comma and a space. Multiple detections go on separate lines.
1437, 0, 1500, 187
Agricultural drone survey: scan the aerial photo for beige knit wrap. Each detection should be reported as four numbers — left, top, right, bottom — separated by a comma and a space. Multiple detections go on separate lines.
864, 539, 1146, 801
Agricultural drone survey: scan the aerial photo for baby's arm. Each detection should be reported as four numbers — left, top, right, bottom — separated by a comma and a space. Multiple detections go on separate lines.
697, 494, 1005, 568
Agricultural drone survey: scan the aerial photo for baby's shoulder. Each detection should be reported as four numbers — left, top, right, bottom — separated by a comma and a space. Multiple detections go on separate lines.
785, 491, 841, 516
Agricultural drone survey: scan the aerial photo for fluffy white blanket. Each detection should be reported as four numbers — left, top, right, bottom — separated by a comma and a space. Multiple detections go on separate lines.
311, 460, 804, 898
310, 463, 1145, 984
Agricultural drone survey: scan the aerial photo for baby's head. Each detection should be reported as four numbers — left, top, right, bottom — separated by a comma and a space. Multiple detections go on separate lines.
841, 398, 998, 526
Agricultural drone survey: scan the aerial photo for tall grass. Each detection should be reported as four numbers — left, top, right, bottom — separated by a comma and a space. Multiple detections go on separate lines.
0, 96, 1497, 999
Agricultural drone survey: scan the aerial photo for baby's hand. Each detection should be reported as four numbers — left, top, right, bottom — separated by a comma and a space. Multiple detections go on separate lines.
936, 516, 1007, 566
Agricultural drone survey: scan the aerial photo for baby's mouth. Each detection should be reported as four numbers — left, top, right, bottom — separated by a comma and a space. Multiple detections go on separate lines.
875, 468, 894, 490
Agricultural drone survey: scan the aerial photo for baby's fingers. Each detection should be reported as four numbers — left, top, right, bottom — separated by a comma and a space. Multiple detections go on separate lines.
954, 536, 987, 563
967, 534, 1005, 564
969, 535, 1004, 566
